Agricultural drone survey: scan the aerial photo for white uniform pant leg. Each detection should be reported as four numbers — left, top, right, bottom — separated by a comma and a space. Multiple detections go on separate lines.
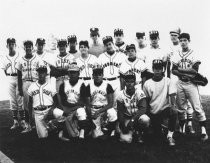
76, 107, 87, 121
108, 79, 121, 109
34, 108, 50, 138
8, 77, 18, 111
22, 81, 33, 111
106, 108, 118, 122
184, 83, 206, 121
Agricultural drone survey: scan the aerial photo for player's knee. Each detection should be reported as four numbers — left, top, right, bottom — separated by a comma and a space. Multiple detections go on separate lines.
138, 114, 150, 128
76, 107, 87, 120
53, 108, 64, 119
107, 108, 118, 122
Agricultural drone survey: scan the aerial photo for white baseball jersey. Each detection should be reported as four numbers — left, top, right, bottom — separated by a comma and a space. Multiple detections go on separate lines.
88, 81, 113, 106
36, 51, 51, 75
1, 53, 20, 75
143, 77, 176, 114
16, 54, 44, 81
98, 51, 127, 78
117, 87, 146, 116
172, 49, 200, 70
119, 58, 147, 83
27, 81, 57, 108
114, 43, 127, 53
64, 79, 84, 104
76, 54, 98, 78
136, 47, 148, 62
144, 47, 167, 72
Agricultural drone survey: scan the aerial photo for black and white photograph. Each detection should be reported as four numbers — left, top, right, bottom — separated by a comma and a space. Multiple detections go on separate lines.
0, 0, 210, 162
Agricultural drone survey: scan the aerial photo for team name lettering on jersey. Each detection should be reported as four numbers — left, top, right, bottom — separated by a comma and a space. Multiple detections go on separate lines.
103, 62, 121, 68
92, 90, 106, 97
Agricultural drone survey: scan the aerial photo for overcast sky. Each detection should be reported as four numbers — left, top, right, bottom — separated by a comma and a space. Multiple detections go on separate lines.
0, 0, 210, 100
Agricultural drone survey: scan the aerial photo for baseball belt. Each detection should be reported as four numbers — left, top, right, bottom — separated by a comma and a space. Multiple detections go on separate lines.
6, 73, 17, 76
103, 76, 119, 81
33, 105, 52, 111
79, 77, 91, 80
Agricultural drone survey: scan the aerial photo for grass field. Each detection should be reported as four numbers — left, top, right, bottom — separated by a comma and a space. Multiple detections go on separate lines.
0, 96, 210, 163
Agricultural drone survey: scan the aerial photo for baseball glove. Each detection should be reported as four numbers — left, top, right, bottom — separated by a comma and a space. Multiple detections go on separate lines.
191, 73, 208, 86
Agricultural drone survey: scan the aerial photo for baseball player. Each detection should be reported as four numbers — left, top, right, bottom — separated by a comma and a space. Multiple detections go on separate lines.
27, 66, 61, 138
86, 64, 118, 138
145, 31, 168, 75
113, 28, 127, 53
16, 40, 44, 133
76, 40, 98, 86
143, 59, 177, 146
88, 28, 105, 58
67, 35, 81, 59
171, 33, 208, 141
98, 36, 127, 107
167, 29, 194, 134
117, 72, 150, 143
135, 32, 147, 61
1, 38, 25, 130
119, 44, 148, 89
58, 62, 89, 140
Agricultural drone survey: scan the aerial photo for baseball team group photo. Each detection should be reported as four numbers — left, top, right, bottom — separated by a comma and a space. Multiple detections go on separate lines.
1, 0, 210, 163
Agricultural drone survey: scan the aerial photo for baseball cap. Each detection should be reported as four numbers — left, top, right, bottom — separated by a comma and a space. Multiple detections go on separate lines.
90, 27, 99, 36
136, 32, 145, 38
23, 40, 33, 47
114, 28, 123, 36
179, 33, 190, 41
57, 39, 68, 47
124, 71, 136, 81
152, 59, 163, 69
102, 36, 113, 45
149, 31, 159, 39
36, 38, 46, 45
79, 40, 89, 48
36, 65, 47, 73
7, 38, 16, 44
126, 44, 136, 51
67, 35, 77, 44
68, 62, 80, 72
170, 27, 181, 35
92, 63, 103, 74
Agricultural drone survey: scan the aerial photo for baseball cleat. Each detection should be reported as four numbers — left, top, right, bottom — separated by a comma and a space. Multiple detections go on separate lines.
167, 136, 175, 146
186, 125, 195, 134
10, 119, 19, 130
201, 134, 208, 142
58, 130, 70, 142
79, 129, 85, 139
20, 120, 32, 133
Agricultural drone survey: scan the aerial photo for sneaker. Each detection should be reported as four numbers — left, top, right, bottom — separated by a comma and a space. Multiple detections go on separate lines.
167, 136, 175, 146
201, 134, 208, 142
79, 129, 85, 139
10, 119, 19, 130
58, 130, 70, 141
20, 120, 32, 133
186, 125, 195, 134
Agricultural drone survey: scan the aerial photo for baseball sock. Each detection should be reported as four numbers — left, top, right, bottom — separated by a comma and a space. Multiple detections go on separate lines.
167, 131, 174, 138
187, 119, 193, 126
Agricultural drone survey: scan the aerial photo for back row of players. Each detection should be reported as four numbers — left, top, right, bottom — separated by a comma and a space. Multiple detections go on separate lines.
1, 27, 208, 146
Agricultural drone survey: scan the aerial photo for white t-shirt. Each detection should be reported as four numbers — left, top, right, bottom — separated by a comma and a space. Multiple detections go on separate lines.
143, 77, 176, 114
27, 81, 57, 108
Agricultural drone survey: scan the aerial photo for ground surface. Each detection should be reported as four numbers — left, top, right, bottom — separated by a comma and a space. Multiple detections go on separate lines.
0, 96, 210, 163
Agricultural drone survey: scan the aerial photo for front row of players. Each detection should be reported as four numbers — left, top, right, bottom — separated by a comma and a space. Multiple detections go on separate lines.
27, 60, 181, 146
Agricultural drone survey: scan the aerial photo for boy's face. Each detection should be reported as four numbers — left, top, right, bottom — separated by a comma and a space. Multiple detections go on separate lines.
36, 43, 44, 51
170, 33, 179, 43
24, 45, 33, 54
7, 43, 16, 51
69, 42, 77, 49
91, 34, 98, 42
136, 36, 145, 45
150, 37, 159, 46
58, 45, 67, 53
114, 34, 123, 43
93, 71, 103, 83
127, 49, 136, 59
125, 78, 135, 90
105, 41, 114, 52
38, 71, 47, 81
68, 71, 79, 82
153, 67, 164, 78
79, 45, 89, 54
180, 38, 189, 49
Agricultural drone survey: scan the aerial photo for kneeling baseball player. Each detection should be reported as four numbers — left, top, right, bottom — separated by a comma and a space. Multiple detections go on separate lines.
27, 66, 62, 138
117, 72, 150, 143
143, 59, 178, 146
86, 64, 118, 138
59, 62, 89, 140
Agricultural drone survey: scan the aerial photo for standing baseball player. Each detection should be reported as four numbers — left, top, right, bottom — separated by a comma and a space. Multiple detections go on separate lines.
59, 62, 89, 140
86, 64, 117, 138
117, 72, 150, 143
27, 66, 59, 138
67, 35, 80, 59
168, 29, 194, 134
113, 29, 127, 53
16, 40, 44, 133
135, 32, 147, 61
76, 40, 98, 86
172, 33, 208, 141
119, 44, 148, 89
143, 59, 178, 146
98, 36, 127, 107
88, 28, 105, 58
1, 38, 26, 130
